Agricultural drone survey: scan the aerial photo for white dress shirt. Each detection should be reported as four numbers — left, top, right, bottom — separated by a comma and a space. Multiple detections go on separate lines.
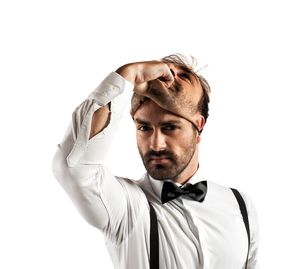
52, 72, 259, 269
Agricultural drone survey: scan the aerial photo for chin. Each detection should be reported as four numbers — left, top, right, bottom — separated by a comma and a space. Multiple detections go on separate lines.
147, 165, 178, 180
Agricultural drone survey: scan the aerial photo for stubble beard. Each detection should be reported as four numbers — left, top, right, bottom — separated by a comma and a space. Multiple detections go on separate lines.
138, 140, 197, 181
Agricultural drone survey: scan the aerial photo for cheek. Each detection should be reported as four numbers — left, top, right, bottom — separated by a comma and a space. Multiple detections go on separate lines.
174, 132, 197, 151
136, 134, 148, 151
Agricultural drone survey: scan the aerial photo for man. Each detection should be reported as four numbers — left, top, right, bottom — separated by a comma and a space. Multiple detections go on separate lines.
52, 54, 259, 269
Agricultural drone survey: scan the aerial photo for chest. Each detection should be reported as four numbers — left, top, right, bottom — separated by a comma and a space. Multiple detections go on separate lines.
154, 200, 248, 268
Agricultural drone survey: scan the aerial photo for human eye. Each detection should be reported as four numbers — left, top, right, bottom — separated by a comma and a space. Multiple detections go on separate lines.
137, 125, 152, 132
162, 124, 177, 131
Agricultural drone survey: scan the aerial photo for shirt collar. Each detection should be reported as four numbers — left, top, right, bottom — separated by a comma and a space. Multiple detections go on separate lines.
148, 167, 205, 200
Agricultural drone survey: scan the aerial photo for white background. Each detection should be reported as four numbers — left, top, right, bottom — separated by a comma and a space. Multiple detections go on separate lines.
1, 0, 299, 268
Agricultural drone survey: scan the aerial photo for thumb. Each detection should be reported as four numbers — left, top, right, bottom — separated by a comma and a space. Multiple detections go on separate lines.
161, 68, 174, 87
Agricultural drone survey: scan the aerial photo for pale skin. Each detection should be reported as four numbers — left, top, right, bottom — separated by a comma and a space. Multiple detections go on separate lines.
90, 61, 204, 184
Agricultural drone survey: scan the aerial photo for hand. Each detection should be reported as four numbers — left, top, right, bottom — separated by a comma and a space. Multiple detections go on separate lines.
116, 61, 175, 93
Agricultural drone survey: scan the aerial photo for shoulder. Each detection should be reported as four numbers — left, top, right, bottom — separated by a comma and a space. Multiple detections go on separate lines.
113, 175, 150, 215
205, 181, 257, 215
115, 175, 146, 195
205, 180, 234, 203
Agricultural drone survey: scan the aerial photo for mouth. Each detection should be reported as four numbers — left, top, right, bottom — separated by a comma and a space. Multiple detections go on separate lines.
148, 156, 171, 164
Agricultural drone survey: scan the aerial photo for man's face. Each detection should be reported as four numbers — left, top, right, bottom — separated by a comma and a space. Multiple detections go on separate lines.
134, 100, 199, 181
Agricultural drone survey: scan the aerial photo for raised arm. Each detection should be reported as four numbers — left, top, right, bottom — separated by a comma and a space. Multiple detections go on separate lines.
52, 60, 174, 241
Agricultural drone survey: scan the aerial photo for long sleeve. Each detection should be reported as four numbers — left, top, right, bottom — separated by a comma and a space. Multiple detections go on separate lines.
51, 72, 147, 243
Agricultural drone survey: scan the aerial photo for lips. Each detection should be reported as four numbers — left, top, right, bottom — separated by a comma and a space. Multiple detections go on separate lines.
144, 150, 175, 165
148, 156, 171, 164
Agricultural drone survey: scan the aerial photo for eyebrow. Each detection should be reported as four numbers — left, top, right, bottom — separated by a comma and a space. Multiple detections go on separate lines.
134, 118, 150, 125
134, 118, 183, 126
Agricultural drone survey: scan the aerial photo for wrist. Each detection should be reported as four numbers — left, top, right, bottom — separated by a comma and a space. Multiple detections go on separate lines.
116, 63, 137, 85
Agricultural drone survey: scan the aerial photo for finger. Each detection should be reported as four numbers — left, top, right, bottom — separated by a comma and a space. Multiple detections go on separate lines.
163, 68, 174, 87
166, 68, 174, 81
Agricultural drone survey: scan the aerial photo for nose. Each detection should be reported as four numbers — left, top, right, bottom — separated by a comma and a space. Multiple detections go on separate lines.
150, 130, 167, 152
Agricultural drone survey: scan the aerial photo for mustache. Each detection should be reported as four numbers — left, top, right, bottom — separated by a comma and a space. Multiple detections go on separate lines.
144, 150, 176, 161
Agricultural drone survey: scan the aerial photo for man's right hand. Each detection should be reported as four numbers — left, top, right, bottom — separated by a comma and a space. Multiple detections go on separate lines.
90, 61, 175, 139
116, 61, 175, 93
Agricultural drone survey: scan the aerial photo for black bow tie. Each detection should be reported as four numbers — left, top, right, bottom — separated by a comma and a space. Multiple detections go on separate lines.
161, 181, 207, 204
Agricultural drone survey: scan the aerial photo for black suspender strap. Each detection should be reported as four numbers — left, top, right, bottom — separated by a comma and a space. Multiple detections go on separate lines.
148, 189, 250, 269
231, 188, 250, 269
148, 201, 159, 269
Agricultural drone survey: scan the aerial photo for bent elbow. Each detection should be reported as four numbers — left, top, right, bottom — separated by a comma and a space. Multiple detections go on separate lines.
51, 147, 109, 231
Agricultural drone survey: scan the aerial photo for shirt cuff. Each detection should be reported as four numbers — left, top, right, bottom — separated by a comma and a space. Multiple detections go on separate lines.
88, 72, 133, 106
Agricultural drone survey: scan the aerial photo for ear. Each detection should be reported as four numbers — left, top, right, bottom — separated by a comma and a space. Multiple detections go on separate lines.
195, 115, 205, 144
195, 114, 205, 132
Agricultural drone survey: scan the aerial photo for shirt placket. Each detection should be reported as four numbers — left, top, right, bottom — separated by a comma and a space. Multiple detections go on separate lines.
176, 198, 205, 269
